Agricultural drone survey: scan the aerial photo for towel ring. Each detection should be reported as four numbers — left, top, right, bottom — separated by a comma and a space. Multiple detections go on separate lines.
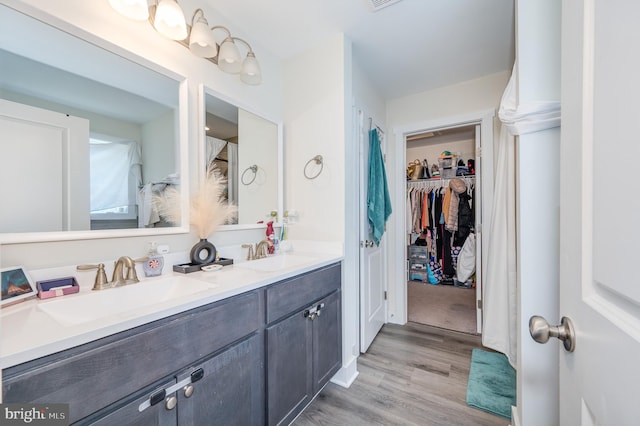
304, 155, 323, 180
241, 165, 258, 185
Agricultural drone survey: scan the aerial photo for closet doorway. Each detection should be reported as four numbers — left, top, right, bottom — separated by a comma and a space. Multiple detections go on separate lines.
392, 109, 494, 335
406, 125, 479, 334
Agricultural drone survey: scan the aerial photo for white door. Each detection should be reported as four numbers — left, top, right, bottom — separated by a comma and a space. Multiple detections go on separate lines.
359, 110, 386, 352
0, 99, 90, 233
556, 1, 640, 423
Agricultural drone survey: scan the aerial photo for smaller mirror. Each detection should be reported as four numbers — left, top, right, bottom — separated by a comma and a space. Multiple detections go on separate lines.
201, 87, 282, 227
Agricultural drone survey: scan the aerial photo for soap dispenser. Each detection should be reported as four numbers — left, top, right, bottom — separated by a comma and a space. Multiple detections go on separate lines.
266, 221, 276, 255
143, 241, 164, 277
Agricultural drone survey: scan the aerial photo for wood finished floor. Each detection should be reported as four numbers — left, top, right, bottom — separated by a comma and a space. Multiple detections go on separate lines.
294, 322, 510, 426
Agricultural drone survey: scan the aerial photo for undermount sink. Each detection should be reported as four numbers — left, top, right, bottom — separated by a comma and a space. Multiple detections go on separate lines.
38, 276, 217, 327
235, 254, 316, 272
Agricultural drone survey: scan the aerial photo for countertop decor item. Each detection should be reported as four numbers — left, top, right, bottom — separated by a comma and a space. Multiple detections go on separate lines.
36, 277, 80, 299
154, 166, 237, 265
1, 266, 36, 307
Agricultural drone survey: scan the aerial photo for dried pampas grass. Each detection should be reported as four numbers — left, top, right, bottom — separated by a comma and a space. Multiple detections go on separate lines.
154, 166, 237, 239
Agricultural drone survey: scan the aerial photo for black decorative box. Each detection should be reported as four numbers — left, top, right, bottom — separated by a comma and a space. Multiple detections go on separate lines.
173, 258, 234, 274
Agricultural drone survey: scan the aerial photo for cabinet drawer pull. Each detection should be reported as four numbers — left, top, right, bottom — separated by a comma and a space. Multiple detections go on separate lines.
165, 396, 177, 411
183, 384, 195, 398
190, 368, 204, 383
149, 389, 166, 406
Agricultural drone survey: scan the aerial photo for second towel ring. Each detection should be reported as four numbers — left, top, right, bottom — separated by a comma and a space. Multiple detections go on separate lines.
304, 155, 323, 180
241, 165, 258, 185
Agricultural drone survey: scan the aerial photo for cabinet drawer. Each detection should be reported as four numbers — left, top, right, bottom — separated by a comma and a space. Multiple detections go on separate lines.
266, 263, 341, 324
2, 290, 261, 424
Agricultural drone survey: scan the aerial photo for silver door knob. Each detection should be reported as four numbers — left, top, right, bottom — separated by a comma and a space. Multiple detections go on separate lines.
529, 315, 576, 352
165, 395, 177, 410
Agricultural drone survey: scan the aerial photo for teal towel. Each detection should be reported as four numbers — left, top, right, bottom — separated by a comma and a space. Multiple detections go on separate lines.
367, 129, 392, 245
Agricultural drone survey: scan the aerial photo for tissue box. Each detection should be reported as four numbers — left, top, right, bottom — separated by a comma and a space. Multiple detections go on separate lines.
37, 277, 80, 299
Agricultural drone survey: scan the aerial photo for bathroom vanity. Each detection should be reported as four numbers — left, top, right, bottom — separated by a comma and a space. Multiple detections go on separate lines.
1, 259, 342, 426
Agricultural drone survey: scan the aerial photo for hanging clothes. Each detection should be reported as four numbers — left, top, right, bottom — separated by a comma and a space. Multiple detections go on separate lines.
367, 129, 392, 245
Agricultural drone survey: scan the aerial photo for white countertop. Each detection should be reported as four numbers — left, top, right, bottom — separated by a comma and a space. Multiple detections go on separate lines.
1, 242, 343, 369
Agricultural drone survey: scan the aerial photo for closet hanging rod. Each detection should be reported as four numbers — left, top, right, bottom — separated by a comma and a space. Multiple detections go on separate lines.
406, 175, 475, 189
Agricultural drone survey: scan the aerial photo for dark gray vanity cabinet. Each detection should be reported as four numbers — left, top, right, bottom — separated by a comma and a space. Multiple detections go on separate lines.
82, 333, 264, 426
1, 262, 342, 426
266, 263, 342, 426
175, 333, 264, 426
80, 379, 178, 426
2, 290, 263, 425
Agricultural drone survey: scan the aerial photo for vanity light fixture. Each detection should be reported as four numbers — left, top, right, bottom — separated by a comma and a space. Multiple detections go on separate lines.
108, 0, 149, 21
108, 1, 262, 84
234, 38, 262, 85
189, 9, 217, 57
153, 0, 188, 40
216, 31, 242, 74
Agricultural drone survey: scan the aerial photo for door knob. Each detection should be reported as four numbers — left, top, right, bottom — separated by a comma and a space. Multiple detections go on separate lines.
529, 315, 576, 352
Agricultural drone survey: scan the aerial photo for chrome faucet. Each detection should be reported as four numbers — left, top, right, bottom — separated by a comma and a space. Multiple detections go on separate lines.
255, 240, 271, 259
111, 256, 140, 287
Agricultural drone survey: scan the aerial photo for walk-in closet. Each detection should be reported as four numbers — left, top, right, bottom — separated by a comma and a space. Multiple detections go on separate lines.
405, 125, 481, 334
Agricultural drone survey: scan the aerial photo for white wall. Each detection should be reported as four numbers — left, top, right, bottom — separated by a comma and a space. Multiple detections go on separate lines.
283, 34, 346, 241
283, 34, 359, 386
385, 71, 509, 323
1, 0, 283, 269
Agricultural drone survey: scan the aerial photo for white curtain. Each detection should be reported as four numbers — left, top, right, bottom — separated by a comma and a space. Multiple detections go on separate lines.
482, 63, 561, 368
227, 142, 238, 205
206, 136, 228, 166
90, 140, 141, 212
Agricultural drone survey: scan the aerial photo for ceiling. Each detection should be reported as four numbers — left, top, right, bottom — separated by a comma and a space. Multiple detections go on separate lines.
210, 0, 516, 100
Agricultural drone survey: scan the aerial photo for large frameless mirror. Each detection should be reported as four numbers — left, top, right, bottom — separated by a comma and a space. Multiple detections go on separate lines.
201, 86, 282, 228
0, 4, 189, 243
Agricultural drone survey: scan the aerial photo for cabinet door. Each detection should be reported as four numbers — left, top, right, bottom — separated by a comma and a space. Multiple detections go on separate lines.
176, 333, 264, 426
312, 290, 342, 393
266, 310, 313, 426
77, 379, 177, 426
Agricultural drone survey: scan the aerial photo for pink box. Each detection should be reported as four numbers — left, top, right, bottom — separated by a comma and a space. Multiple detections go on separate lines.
36, 277, 80, 299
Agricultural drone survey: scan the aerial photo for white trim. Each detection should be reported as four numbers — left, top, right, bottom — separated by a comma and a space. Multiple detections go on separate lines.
330, 355, 359, 388
511, 406, 520, 426
390, 109, 494, 326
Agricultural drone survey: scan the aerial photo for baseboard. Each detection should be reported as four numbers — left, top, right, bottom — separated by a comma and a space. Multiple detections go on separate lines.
511, 405, 520, 426
329, 355, 359, 388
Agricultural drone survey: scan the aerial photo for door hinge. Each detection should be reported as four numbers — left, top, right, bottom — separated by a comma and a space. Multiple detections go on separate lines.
477, 300, 482, 309
477, 147, 482, 158
384, 291, 387, 301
